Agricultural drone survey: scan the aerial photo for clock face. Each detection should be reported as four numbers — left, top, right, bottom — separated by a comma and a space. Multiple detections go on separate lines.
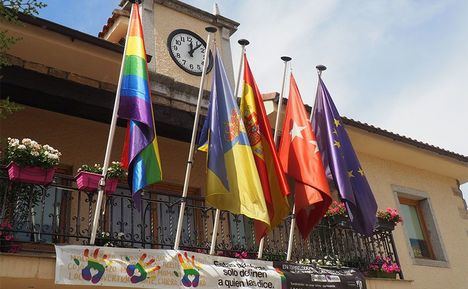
167, 29, 213, 76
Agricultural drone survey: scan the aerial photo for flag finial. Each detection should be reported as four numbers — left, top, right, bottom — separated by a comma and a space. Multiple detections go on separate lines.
238, 39, 250, 46
205, 26, 217, 33
316, 65, 327, 76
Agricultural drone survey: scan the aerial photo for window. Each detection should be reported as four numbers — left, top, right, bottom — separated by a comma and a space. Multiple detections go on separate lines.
399, 198, 434, 259
394, 185, 449, 267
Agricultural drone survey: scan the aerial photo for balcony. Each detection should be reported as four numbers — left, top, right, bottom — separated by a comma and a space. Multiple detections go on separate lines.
0, 170, 402, 278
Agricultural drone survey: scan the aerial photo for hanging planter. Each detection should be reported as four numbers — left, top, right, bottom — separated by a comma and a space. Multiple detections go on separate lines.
323, 200, 349, 227
375, 218, 396, 231
367, 271, 397, 279
7, 162, 55, 185
375, 208, 403, 232
328, 214, 350, 227
75, 171, 118, 194
74, 162, 126, 195
367, 256, 400, 279
4, 138, 61, 186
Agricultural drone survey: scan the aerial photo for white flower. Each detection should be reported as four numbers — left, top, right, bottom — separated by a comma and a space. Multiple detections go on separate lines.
17, 144, 26, 150
117, 232, 125, 237
8, 138, 19, 147
31, 151, 39, 156
21, 138, 31, 145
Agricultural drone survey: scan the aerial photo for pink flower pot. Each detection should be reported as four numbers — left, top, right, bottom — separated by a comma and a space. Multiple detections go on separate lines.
7, 162, 55, 185
75, 171, 118, 195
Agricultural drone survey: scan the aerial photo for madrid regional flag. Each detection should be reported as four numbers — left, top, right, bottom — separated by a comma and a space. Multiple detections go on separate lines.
278, 74, 331, 239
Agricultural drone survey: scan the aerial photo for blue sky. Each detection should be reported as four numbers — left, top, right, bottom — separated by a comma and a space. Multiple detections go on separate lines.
38, 0, 468, 201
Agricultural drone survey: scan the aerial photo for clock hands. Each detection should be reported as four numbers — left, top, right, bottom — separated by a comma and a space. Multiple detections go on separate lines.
188, 42, 202, 57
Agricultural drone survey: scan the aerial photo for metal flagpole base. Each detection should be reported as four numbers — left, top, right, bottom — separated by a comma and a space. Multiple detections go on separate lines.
286, 203, 296, 261
209, 209, 221, 255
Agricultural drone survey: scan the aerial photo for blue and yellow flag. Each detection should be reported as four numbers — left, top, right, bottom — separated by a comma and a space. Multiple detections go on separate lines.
198, 50, 270, 226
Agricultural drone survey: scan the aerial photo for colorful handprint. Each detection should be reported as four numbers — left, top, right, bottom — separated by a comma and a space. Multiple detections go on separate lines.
73, 248, 111, 284
177, 252, 202, 288
126, 253, 161, 283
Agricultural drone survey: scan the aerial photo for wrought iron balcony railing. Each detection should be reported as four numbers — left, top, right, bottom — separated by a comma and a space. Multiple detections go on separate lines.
0, 172, 402, 278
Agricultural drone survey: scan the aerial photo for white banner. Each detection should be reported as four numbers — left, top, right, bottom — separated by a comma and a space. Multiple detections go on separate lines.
55, 245, 283, 289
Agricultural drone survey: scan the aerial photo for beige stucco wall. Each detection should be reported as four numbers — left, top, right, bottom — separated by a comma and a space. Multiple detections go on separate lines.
2, 20, 122, 86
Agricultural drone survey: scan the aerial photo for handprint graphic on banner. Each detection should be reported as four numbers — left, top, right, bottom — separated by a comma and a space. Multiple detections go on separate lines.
73, 248, 111, 284
126, 253, 161, 283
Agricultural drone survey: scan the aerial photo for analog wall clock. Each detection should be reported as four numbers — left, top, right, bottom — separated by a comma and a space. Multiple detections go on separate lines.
167, 29, 213, 76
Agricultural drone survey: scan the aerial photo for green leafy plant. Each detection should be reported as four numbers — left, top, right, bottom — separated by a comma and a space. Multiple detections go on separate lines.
377, 208, 403, 225
0, 1, 47, 119
324, 200, 347, 217
0, 0, 47, 64
299, 255, 343, 268
0, 98, 22, 119
78, 161, 127, 180
4, 137, 61, 168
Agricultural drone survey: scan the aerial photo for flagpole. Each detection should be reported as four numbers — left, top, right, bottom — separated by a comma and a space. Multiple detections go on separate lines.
174, 26, 217, 250
285, 204, 296, 261
89, 3, 136, 246
256, 56, 291, 259
273, 56, 292, 145
272, 57, 298, 262
309, 65, 327, 122
209, 39, 249, 255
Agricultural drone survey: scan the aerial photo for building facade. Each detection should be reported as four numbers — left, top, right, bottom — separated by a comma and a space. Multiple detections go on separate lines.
0, 1, 467, 289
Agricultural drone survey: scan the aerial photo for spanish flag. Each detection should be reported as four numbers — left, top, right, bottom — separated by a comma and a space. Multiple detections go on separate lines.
198, 50, 270, 227
239, 54, 290, 242
118, 3, 162, 207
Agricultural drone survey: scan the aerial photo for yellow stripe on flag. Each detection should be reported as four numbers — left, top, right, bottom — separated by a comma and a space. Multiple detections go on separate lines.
206, 144, 270, 226
126, 36, 146, 59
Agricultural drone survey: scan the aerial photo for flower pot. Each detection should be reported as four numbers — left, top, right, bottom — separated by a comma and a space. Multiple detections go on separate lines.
75, 171, 118, 194
367, 271, 397, 279
7, 162, 55, 185
376, 219, 396, 231
327, 215, 349, 227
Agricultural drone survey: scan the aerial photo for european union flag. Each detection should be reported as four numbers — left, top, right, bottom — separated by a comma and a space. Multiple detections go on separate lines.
312, 78, 377, 236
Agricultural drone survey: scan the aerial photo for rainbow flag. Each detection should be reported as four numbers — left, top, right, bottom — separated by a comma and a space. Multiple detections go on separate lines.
118, 3, 162, 207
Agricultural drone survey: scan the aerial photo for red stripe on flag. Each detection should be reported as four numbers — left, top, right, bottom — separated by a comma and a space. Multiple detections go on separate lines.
121, 121, 130, 169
